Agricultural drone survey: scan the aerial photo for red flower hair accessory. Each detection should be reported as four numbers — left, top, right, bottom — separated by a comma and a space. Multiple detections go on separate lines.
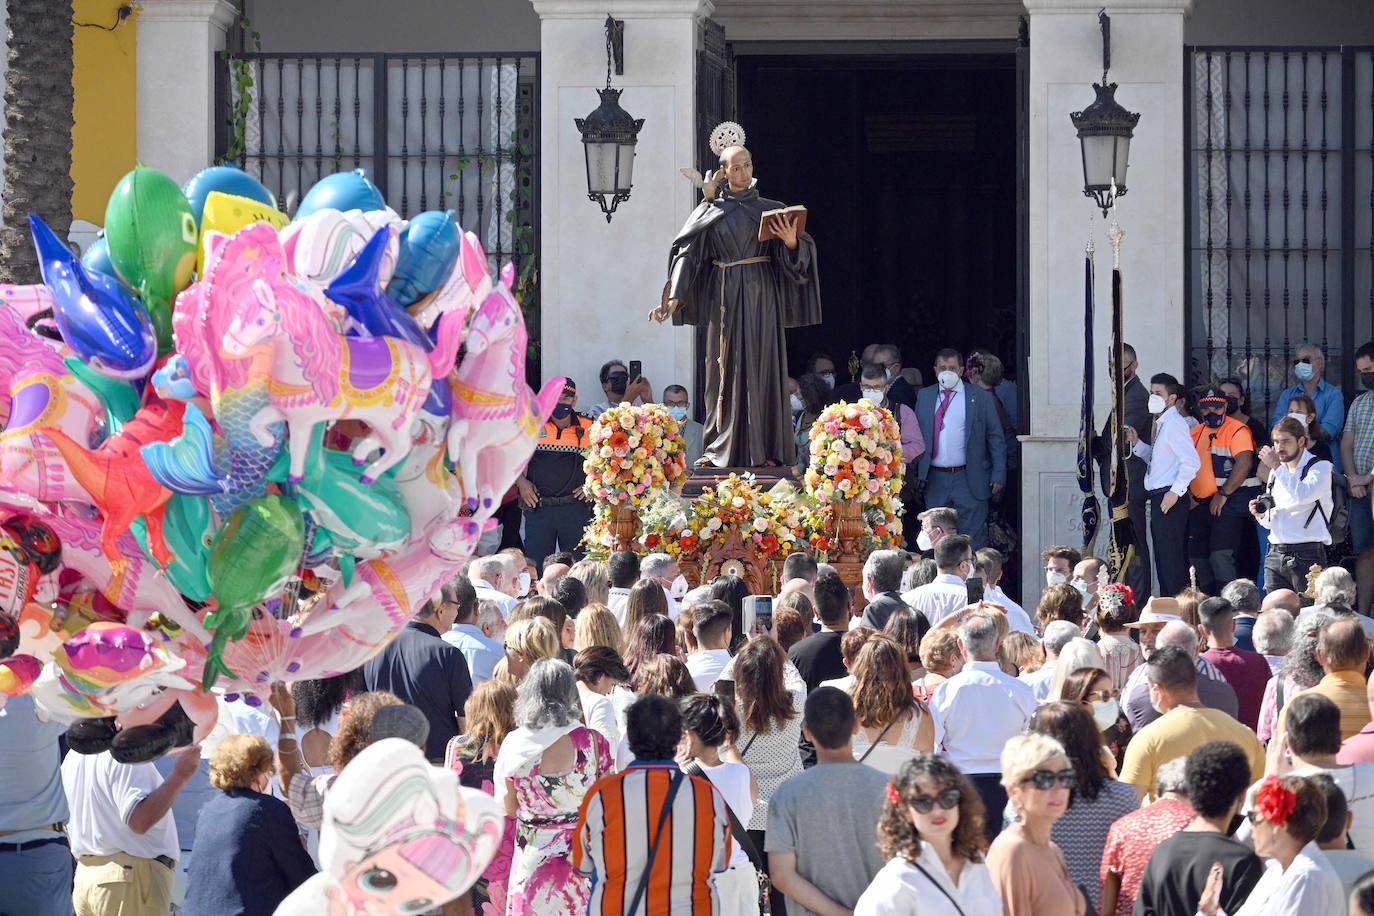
1254, 775, 1297, 826
1100, 582, 1135, 609
885, 783, 901, 805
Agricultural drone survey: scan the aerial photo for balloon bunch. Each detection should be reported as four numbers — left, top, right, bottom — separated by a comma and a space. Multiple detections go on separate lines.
0, 165, 561, 762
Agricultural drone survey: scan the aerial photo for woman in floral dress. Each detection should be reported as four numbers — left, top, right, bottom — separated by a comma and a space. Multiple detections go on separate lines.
494, 658, 613, 915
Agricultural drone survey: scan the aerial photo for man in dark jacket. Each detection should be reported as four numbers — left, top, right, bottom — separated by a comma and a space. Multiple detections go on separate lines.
858, 549, 913, 630
362, 599, 472, 762
1093, 342, 1154, 602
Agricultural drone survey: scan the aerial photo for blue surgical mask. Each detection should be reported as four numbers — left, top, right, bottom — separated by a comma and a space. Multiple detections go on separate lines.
1295, 361, 1315, 381
551, 403, 574, 420
666, 405, 689, 422
1202, 413, 1225, 428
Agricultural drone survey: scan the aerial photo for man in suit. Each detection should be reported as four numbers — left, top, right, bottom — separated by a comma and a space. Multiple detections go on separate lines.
916, 348, 1006, 549
1092, 342, 1154, 602
858, 548, 912, 629
834, 343, 916, 414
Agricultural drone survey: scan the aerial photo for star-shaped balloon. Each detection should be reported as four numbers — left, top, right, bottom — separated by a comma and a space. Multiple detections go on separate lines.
326, 226, 433, 352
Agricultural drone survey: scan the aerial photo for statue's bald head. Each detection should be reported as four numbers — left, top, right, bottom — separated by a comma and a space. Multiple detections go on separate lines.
719, 146, 753, 191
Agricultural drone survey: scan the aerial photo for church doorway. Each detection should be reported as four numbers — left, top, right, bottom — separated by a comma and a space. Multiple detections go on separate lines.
735, 52, 1020, 399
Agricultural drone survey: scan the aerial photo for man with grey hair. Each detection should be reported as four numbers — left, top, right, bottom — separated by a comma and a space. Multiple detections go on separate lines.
1122, 620, 1239, 730
1221, 578, 1264, 652
859, 549, 910, 629
1019, 620, 1080, 701
640, 552, 686, 619
1271, 342, 1346, 461
1253, 609, 1295, 674
915, 506, 958, 553
1295, 566, 1374, 638
930, 610, 1036, 841
469, 554, 519, 618
476, 600, 507, 643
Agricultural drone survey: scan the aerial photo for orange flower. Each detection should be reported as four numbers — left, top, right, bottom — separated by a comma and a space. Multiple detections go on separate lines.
761, 534, 780, 553
644, 533, 661, 548
679, 534, 698, 551
609, 430, 630, 451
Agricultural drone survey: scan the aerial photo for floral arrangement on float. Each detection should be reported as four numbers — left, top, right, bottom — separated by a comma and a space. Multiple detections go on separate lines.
803, 399, 905, 550
632, 474, 812, 561
580, 404, 687, 552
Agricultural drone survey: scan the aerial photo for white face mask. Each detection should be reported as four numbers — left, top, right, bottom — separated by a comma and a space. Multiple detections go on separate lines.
887, 365, 899, 381
789, 393, 804, 413
1147, 393, 1167, 415
1287, 411, 1311, 428
670, 574, 689, 600
820, 372, 836, 388
916, 529, 933, 552
1091, 698, 1120, 731
937, 370, 959, 390
861, 387, 886, 403
517, 571, 532, 597
1046, 570, 1068, 587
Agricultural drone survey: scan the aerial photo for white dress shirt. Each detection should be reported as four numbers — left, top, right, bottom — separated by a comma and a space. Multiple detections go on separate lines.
931, 380, 968, 468
607, 587, 632, 626
901, 574, 970, 627
442, 623, 505, 683
1133, 407, 1201, 495
577, 682, 620, 753
984, 585, 1036, 635
686, 648, 732, 693
854, 847, 1003, 916
930, 660, 1037, 774
1255, 450, 1333, 545
472, 579, 518, 619
1018, 659, 1058, 701
63, 751, 180, 860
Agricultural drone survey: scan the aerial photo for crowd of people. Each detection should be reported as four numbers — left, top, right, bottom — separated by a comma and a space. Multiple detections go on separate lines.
9, 531, 1374, 916
8, 337, 1374, 915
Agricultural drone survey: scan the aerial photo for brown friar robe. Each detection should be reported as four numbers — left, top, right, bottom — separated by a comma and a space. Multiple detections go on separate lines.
666, 185, 822, 467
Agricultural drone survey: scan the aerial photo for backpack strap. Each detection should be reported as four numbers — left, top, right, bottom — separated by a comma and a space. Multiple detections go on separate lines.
1300, 456, 1331, 530
683, 760, 766, 872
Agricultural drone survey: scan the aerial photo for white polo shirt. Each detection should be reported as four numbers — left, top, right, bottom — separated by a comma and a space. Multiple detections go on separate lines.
62, 750, 179, 860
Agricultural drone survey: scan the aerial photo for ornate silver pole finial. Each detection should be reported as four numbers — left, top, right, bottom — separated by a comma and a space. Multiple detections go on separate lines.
1086, 237, 1095, 258
1108, 221, 1124, 269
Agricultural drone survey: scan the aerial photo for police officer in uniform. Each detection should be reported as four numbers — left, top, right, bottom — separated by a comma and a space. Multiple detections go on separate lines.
1187, 386, 1259, 594
518, 380, 595, 568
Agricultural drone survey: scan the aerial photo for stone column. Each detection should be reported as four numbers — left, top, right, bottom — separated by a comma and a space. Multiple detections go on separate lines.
530, 0, 710, 407
136, 0, 237, 184
1019, 0, 1192, 601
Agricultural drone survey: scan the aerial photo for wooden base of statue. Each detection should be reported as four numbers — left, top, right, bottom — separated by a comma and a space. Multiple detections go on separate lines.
824, 499, 866, 598
679, 528, 779, 596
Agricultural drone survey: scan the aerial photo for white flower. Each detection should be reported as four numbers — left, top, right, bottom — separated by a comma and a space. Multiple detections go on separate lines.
708, 517, 723, 530
753, 517, 768, 532
731, 496, 745, 508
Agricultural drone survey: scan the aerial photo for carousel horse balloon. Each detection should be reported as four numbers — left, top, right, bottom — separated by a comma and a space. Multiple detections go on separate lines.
449, 265, 564, 512
30, 214, 157, 379
211, 223, 466, 485
0, 309, 107, 510
281, 207, 398, 302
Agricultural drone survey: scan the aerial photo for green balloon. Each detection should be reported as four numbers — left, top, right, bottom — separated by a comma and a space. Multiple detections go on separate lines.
132, 494, 213, 602
203, 493, 305, 688
104, 167, 198, 353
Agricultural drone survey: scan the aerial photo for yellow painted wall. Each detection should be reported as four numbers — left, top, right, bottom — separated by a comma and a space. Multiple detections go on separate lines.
71, 0, 138, 225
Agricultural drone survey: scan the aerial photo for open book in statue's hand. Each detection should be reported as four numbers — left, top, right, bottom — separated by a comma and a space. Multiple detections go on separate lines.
758, 205, 807, 242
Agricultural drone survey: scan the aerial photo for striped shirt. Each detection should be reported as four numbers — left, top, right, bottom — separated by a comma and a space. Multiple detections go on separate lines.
1282, 670, 1372, 741
574, 760, 732, 916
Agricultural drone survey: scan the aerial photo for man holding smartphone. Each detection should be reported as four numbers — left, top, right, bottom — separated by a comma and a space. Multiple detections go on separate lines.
589, 358, 653, 418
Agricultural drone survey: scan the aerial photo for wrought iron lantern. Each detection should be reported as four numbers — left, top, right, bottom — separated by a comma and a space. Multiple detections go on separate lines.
575, 16, 644, 222
1070, 11, 1140, 217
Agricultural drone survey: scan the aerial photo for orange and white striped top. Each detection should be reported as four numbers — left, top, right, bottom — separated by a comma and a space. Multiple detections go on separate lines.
573, 761, 732, 916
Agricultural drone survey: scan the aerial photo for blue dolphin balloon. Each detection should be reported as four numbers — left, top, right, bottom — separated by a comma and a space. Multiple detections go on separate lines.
181, 165, 277, 227
295, 168, 385, 220
387, 210, 461, 307
30, 214, 157, 379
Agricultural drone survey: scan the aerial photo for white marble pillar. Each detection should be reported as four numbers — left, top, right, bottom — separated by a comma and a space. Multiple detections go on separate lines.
530, 0, 709, 407
136, 0, 237, 184
1019, 0, 1192, 602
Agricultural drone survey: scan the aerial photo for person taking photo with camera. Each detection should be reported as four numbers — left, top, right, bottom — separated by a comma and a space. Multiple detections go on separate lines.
1250, 416, 1334, 594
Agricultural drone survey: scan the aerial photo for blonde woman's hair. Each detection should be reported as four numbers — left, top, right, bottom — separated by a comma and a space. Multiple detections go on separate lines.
574, 602, 623, 653
568, 559, 610, 606
1000, 732, 1068, 790
209, 733, 274, 790
460, 680, 517, 762
505, 616, 561, 663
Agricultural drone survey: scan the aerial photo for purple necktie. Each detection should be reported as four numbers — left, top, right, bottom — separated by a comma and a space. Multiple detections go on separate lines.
931, 388, 955, 462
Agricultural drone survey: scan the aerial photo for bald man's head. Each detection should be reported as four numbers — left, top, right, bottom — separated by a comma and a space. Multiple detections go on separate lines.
1262, 588, 1302, 616
719, 146, 754, 191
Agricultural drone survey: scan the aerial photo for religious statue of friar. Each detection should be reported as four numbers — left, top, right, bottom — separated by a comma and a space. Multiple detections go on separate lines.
649, 122, 822, 469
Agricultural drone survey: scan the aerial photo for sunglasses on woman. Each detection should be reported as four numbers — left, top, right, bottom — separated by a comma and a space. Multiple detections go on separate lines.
910, 788, 962, 814
1021, 768, 1076, 791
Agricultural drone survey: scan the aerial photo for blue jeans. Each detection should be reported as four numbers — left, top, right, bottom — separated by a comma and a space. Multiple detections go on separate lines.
0, 838, 74, 916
